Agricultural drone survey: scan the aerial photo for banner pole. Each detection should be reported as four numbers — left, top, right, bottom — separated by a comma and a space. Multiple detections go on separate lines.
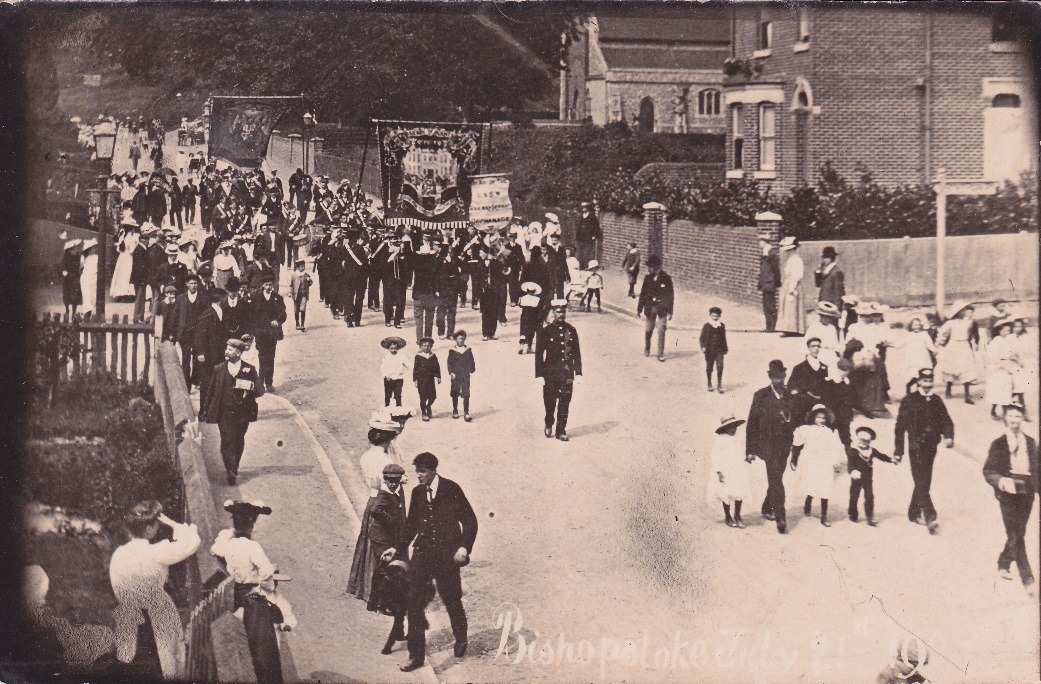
358, 120, 371, 193
487, 121, 493, 169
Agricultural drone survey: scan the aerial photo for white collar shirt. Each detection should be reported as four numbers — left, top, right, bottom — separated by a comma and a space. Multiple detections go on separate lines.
210, 529, 275, 584
227, 359, 241, 377
427, 474, 440, 501
1007, 430, 1031, 475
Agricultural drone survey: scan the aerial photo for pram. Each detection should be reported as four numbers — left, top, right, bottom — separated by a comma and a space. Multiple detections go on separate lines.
567, 271, 591, 309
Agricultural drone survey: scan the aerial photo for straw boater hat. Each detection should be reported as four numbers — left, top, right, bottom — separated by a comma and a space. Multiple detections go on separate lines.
854, 302, 877, 316
81, 238, 98, 253
381, 336, 407, 350
715, 413, 746, 434
805, 403, 835, 425
852, 421, 877, 440
165, 244, 179, 256
841, 294, 860, 306
946, 299, 974, 320
588, 260, 600, 270
63, 238, 82, 253
368, 406, 415, 432
779, 236, 799, 251
521, 281, 543, 295
817, 301, 840, 318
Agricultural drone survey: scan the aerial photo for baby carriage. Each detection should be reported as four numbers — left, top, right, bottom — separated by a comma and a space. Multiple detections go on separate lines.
567, 271, 590, 309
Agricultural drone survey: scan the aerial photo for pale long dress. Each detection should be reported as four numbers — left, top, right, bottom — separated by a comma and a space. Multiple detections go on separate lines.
347, 441, 405, 602
936, 318, 978, 383
777, 250, 806, 334
792, 423, 846, 500
984, 335, 1017, 406
898, 329, 937, 390
1009, 331, 1035, 397
705, 431, 753, 506
79, 252, 98, 314
110, 231, 138, 299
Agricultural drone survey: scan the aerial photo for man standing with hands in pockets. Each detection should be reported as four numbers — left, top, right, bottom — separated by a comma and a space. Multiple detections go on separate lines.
637, 255, 674, 362
383, 452, 478, 672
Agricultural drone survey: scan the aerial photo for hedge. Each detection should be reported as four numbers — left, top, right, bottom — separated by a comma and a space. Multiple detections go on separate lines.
595, 162, 1038, 239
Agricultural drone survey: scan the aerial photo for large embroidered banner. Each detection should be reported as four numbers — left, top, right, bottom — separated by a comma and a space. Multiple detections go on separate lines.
208, 95, 301, 167
376, 120, 485, 229
468, 173, 513, 232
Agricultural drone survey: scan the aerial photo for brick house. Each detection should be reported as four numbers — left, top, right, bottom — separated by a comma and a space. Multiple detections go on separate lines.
723, 4, 1038, 191
560, 6, 730, 134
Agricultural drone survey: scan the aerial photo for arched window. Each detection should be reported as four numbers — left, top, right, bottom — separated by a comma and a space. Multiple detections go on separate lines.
993, 93, 1021, 108
698, 89, 721, 116
638, 97, 655, 133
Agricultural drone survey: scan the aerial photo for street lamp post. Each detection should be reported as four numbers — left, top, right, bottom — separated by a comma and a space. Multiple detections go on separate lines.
90, 124, 117, 320
302, 111, 315, 176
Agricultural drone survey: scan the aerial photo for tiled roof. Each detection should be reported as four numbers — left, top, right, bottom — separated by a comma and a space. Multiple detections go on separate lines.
596, 7, 731, 44
601, 46, 729, 71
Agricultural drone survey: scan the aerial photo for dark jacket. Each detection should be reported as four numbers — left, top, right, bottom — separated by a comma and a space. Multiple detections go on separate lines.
894, 392, 954, 456
745, 385, 797, 460
983, 433, 1039, 498
815, 265, 845, 307
410, 252, 439, 296
221, 298, 250, 339
699, 322, 728, 356
193, 304, 231, 367
788, 358, 830, 403
145, 242, 166, 286
758, 251, 781, 291
156, 259, 190, 293
130, 243, 150, 286
173, 290, 210, 345
846, 445, 894, 475
403, 476, 478, 562
576, 212, 602, 241
199, 359, 264, 424
535, 320, 582, 382
637, 271, 675, 317
250, 291, 288, 341
369, 488, 407, 547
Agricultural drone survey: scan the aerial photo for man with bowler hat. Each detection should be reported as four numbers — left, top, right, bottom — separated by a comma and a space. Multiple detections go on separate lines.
746, 360, 798, 533
814, 246, 845, 313
536, 299, 583, 441
382, 452, 478, 672
199, 339, 264, 484
637, 255, 674, 362
249, 274, 287, 392
894, 368, 954, 534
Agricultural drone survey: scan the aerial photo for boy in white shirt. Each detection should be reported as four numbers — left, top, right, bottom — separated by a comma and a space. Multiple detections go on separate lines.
380, 336, 410, 407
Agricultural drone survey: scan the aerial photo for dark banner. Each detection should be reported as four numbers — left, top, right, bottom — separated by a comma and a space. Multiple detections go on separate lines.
376, 120, 485, 229
208, 96, 301, 167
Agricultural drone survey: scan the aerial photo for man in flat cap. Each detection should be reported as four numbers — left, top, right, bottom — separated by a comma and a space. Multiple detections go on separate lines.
894, 368, 954, 534
211, 500, 291, 684
536, 299, 583, 441
746, 360, 798, 533
199, 338, 264, 484
384, 452, 478, 672
249, 274, 287, 392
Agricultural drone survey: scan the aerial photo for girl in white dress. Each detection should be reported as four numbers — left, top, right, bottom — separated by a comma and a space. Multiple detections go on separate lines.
791, 404, 847, 527
110, 223, 139, 300
985, 320, 1018, 418
935, 301, 980, 404
706, 413, 752, 528
897, 317, 936, 393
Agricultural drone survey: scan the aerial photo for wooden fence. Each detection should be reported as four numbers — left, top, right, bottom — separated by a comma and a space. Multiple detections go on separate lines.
39, 312, 155, 385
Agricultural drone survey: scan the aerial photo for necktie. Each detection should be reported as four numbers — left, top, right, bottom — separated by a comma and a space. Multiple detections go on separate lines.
426, 487, 433, 504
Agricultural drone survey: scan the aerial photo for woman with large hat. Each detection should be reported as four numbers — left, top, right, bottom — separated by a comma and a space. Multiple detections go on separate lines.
935, 300, 980, 404
110, 217, 140, 301
804, 301, 842, 373
985, 318, 1020, 419
348, 405, 414, 603
706, 413, 752, 528
776, 236, 806, 336
791, 404, 847, 527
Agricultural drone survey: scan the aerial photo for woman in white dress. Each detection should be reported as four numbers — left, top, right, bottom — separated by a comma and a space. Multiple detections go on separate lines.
804, 302, 842, 376
79, 239, 99, 315
985, 319, 1019, 418
706, 413, 752, 528
935, 301, 980, 404
897, 317, 936, 394
1009, 318, 1034, 415
110, 222, 139, 301
213, 242, 241, 292
791, 404, 846, 527
776, 237, 806, 335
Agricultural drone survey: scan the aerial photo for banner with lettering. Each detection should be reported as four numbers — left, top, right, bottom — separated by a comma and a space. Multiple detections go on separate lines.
468, 174, 513, 232
208, 96, 301, 167
376, 120, 485, 229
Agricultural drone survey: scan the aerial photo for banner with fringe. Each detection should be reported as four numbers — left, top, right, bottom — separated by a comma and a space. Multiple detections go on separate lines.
376, 120, 485, 229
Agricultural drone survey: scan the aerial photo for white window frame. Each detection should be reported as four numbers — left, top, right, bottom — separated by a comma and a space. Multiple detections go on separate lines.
731, 104, 744, 170
759, 103, 776, 172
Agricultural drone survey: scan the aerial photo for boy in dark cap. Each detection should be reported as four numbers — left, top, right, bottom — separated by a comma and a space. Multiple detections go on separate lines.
847, 425, 898, 525
894, 368, 954, 534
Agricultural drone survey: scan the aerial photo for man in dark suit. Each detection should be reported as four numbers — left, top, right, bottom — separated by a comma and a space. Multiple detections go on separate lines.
576, 200, 602, 266
636, 256, 675, 362
543, 233, 569, 300
156, 244, 190, 294
758, 234, 781, 332
193, 290, 230, 410
983, 402, 1038, 595
221, 276, 250, 339
343, 231, 369, 328
384, 452, 478, 672
814, 246, 845, 311
745, 360, 798, 533
145, 233, 168, 317
173, 273, 210, 387
131, 229, 154, 322
788, 337, 829, 420
199, 338, 264, 484
249, 274, 288, 392
535, 299, 582, 441
894, 368, 954, 534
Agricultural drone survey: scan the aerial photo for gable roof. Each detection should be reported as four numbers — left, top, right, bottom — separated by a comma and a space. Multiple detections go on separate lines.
601, 45, 729, 71
596, 6, 731, 45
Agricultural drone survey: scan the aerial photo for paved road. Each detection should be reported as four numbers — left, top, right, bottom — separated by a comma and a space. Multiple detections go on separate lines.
255, 270, 1039, 684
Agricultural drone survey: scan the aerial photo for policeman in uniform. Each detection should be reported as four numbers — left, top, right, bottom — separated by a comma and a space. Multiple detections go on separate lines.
535, 299, 583, 441
894, 368, 954, 534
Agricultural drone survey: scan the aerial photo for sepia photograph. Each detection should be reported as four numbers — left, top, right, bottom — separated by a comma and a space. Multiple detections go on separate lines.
0, 1, 1039, 682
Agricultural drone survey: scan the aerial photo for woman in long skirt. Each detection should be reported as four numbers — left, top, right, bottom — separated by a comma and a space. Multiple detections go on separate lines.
110, 223, 139, 301
936, 301, 980, 404
985, 319, 1018, 418
776, 237, 806, 336
791, 404, 847, 526
897, 317, 936, 394
79, 239, 99, 315
1009, 318, 1034, 415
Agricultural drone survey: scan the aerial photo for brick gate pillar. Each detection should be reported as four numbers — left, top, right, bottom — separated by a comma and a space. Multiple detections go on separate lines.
754, 211, 783, 245
642, 202, 667, 265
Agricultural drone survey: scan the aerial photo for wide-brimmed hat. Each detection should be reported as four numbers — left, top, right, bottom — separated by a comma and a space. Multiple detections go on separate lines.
841, 294, 860, 306
779, 236, 799, 251
165, 244, 179, 255
946, 299, 974, 319
369, 406, 414, 432
544, 212, 559, 224
381, 336, 407, 350
588, 260, 600, 270
63, 239, 83, 252
120, 216, 139, 227
806, 403, 835, 425
550, 298, 568, 309
715, 413, 746, 434
817, 301, 840, 318
521, 281, 543, 295
854, 302, 877, 316
81, 238, 98, 252
177, 235, 194, 247
992, 317, 1016, 333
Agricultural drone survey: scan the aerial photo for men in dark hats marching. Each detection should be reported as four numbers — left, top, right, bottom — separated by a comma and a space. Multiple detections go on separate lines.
536, 299, 583, 441
211, 500, 292, 684
983, 401, 1039, 596
746, 360, 798, 533
894, 368, 954, 534
249, 274, 288, 392
199, 338, 264, 484
383, 452, 478, 672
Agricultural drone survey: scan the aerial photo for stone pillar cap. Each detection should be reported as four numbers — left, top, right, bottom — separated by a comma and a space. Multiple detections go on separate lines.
754, 211, 782, 222
642, 202, 667, 212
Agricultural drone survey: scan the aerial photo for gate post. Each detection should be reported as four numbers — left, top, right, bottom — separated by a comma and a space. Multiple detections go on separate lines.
642, 202, 667, 265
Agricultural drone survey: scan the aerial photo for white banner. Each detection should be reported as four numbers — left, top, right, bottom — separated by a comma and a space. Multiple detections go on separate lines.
469, 173, 513, 232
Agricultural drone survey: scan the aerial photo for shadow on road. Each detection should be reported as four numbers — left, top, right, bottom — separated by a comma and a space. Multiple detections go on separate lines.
566, 419, 620, 438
